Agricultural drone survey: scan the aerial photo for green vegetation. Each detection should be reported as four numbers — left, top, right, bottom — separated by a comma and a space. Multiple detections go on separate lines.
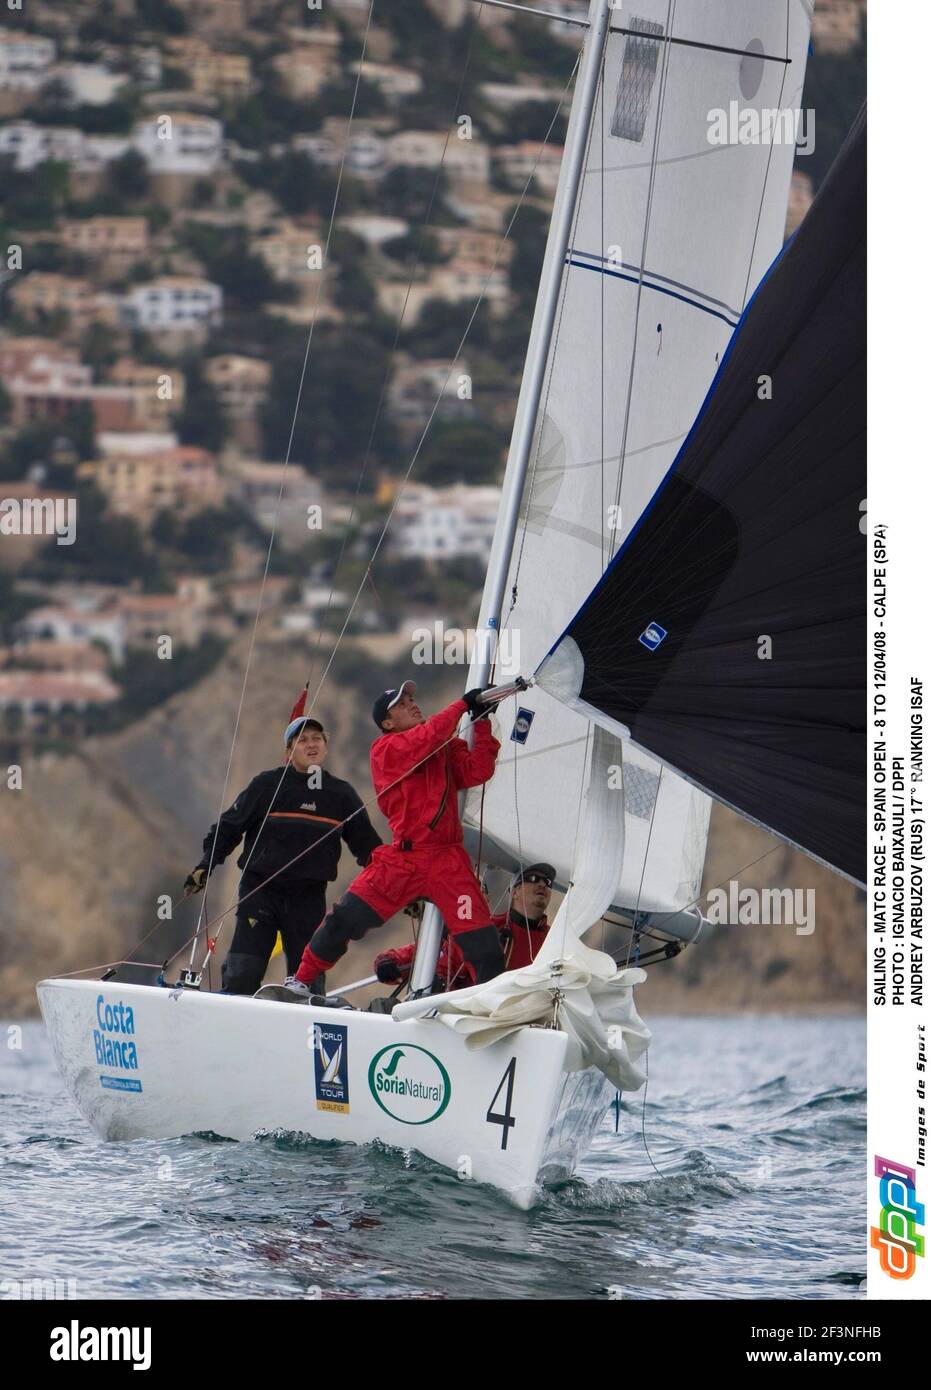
22, 92, 140, 136
0, 159, 71, 232
379, 166, 449, 223
108, 150, 150, 203
114, 634, 229, 723
136, 0, 188, 35
24, 485, 170, 591
234, 149, 340, 217
505, 201, 548, 312
259, 324, 398, 482
403, 299, 492, 359
172, 361, 229, 453
180, 222, 284, 313
417, 419, 506, 487
0, 570, 43, 644
1, 409, 95, 481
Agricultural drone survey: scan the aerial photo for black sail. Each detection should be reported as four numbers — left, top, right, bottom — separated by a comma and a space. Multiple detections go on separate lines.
536, 106, 866, 886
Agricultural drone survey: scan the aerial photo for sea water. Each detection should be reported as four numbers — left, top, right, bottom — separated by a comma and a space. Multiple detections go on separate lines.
0, 1015, 864, 1300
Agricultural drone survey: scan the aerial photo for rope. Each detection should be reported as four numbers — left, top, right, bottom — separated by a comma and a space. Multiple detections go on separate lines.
302, 5, 487, 700
193, 0, 378, 949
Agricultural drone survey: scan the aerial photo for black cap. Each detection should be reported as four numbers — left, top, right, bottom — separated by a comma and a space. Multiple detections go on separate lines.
372, 679, 417, 731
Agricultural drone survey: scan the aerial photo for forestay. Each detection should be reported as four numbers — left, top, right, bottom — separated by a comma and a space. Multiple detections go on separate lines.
466, 0, 811, 915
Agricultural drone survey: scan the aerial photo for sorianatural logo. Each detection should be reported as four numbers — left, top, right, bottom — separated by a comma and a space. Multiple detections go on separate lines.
367, 1045, 451, 1125
871, 1155, 925, 1279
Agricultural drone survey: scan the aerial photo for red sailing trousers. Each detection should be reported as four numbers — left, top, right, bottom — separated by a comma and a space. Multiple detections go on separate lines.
294, 843, 495, 983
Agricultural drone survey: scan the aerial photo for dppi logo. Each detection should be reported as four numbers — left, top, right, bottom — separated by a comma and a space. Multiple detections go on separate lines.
871, 1155, 925, 1279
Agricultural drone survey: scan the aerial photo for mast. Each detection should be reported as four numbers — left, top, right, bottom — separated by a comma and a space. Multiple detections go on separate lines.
408, 0, 613, 995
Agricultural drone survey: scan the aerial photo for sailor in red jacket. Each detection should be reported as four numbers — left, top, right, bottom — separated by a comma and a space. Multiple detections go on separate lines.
282, 680, 506, 998
374, 862, 555, 992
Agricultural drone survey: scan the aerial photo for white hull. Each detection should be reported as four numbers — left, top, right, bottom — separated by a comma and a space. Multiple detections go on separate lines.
37, 979, 614, 1209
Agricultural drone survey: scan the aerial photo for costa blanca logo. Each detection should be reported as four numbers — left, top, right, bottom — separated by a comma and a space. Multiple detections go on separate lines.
49, 1320, 151, 1370
313, 1022, 349, 1113
0, 495, 76, 546
368, 1045, 451, 1125
93, 994, 142, 1091
871, 1155, 925, 1279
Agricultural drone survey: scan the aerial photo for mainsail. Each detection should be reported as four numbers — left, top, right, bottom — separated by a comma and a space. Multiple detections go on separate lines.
466, 0, 812, 917
538, 104, 867, 887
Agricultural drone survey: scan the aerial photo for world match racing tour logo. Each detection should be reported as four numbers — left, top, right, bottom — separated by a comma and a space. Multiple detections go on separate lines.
314, 1022, 349, 1113
93, 995, 142, 1092
871, 1156, 925, 1279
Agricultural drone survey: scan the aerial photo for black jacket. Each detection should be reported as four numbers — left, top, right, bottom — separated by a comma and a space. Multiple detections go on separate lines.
198, 765, 381, 888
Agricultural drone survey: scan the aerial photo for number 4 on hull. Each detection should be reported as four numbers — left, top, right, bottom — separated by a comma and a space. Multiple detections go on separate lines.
487, 1057, 517, 1150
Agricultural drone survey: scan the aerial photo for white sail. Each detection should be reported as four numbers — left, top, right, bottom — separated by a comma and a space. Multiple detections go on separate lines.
467, 0, 811, 916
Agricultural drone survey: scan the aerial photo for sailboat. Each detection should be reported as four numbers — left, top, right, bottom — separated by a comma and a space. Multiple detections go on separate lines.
37, 0, 859, 1210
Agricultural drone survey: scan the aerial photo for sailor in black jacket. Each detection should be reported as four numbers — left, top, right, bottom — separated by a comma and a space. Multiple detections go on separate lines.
184, 715, 382, 994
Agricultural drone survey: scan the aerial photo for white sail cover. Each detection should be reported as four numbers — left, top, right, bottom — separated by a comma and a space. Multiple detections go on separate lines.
467, 0, 811, 915
399, 724, 653, 1090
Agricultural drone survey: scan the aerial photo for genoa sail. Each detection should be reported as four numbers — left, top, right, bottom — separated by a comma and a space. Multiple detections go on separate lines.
467, 0, 812, 916
537, 104, 866, 887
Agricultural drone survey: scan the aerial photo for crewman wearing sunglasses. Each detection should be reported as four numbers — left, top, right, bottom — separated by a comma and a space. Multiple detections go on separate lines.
374, 862, 555, 993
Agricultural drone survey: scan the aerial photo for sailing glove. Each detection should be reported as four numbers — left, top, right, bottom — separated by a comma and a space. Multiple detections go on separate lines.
462, 686, 493, 720
183, 867, 208, 897
374, 954, 403, 984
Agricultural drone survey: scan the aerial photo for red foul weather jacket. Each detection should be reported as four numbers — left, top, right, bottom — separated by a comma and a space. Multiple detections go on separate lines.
376, 909, 550, 990
371, 698, 499, 846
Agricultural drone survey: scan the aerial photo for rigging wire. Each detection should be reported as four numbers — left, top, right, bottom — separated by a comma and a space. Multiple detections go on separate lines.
301, 7, 487, 700
206, 5, 490, 932
304, 57, 584, 717
192, 0, 378, 951
89, 53, 584, 987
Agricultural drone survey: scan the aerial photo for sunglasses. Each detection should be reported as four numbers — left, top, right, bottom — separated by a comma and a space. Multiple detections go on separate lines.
520, 873, 552, 888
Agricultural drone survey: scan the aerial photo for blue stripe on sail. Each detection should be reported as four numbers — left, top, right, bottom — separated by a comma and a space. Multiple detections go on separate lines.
565, 255, 741, 327
539, 235, 793, 669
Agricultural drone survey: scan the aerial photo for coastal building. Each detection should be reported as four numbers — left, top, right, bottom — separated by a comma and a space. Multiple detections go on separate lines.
59, 217, 149, 263
79, 445, 224, 518
132, 113, 224, 176
0, 33, 56, 92
391, 482, 501, 562
121, 278, 223, 333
